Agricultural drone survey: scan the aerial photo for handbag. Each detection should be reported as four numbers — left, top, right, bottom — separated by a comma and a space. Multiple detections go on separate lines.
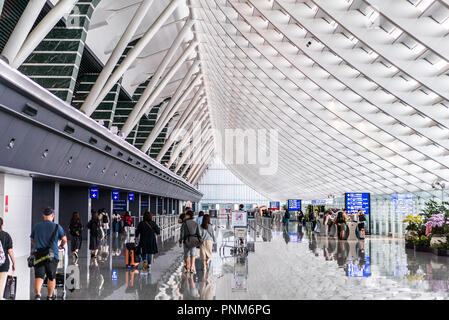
3, 275, 16, 300
183, 223, 202, 249
28, 224, 59, 268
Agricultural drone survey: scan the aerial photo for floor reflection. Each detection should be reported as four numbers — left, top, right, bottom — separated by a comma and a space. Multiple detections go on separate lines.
20, 217, 449, 299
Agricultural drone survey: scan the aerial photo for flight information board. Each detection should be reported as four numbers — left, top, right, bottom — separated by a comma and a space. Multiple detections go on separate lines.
270, 201, 280, 210
345, 193, 370, 215
391, 193, 413, 216
288, 199, 301, 211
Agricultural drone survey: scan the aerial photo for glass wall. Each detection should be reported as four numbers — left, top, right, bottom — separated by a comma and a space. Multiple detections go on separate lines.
324, 189, 449, 238
198, 157, 270, 210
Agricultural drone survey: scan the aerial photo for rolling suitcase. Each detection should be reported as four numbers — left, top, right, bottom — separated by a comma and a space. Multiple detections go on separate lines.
125, 243, 140, 268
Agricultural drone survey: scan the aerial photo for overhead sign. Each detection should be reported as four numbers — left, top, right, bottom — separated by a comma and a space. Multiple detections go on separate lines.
90, 188, 99, 199
312, 199, 326, 205
345, 193, 370, 215
128, 193, 134, 202
141, 201, 149, 208
269, 201, 280, 210
112, 190, 119, 201
288, 199, 301, 211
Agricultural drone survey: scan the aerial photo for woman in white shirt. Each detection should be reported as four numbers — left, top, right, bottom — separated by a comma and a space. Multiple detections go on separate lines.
199, 214, 216, 271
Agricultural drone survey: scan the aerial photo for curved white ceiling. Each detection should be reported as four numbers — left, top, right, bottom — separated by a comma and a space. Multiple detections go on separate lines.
190, 0, 449, 200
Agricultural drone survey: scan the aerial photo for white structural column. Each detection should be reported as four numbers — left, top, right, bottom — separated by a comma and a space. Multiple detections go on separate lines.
120, 19, 195, 136
1, 0, 47, 65
125, 40, 198, 138
165, 111, 208, 167
0, 173, 32, 300
172, 129, 212, 173
11, 0, 80, 68
189, 150, 213, 183
82, 0, 183, 116
156, 89, 205, 161
141, 66, 202, 153
179, 139, 214, 176
191, 162, 210, 185
80, 0, 154, 114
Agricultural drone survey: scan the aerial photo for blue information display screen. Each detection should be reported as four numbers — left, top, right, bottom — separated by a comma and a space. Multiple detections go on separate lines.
288, 200, 301, 211
128, 193, 134, 201
112, 190, 119, 201
345, 193, 370, 215
90, 188, 98, 199
270, 201, 280, 210
391, 193, 413, 216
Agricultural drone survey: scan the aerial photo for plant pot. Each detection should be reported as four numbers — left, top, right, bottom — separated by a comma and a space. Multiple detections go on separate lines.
415, 246, 428, 252
426, 247, 435, 253
430, 235, 447, 246
405, 242, 414, 250
436, 249, 448, 256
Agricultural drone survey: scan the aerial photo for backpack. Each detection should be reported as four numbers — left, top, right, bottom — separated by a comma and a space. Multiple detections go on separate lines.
0, 233, 6, 265
183, 223, 202, 249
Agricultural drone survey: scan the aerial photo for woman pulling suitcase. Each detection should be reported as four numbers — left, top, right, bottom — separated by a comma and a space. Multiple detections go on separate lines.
136, 211, 160, 272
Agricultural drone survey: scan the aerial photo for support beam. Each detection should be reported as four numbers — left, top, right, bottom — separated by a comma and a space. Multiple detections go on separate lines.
179, 140, 214, 176
156, 90, 205, 161
192, 163, 210, 186
171, 129, 212, 174
165, 111, 208, 166
79, 0, 154, 114
1, 0, 47, 65
119, 19, 195, 135
124, 40, 199, 137
82, 0, 183, 116
12, 0, 80, 68
174, 132, 212, 174
189, 151, 213, 183
141, 67, 202, 153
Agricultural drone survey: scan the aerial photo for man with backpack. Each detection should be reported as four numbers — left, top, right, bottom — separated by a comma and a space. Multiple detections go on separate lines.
179, 211, 202, 274
30, 207, 67, 300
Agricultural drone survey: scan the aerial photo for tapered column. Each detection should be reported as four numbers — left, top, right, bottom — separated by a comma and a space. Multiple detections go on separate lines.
141, 68, 202, 153
1, 0, 47, 65
79, 0, 154, 114
190, 151, 214, 183
173, 132, 212, 173
179, 140, 214, 176
126, 40, 198, 138
12, 0, 80, 68
156, 91, 205, 161
165, 111, 208, 166
81, 0, 183, 116
118, 19, 195, 135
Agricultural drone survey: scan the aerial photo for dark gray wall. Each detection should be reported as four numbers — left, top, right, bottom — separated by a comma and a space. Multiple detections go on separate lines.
92, 189, 112, 216
141, 194, 149, 213
129, 193, 139, 218
59, 186, 88, 238
150, 195, 157, 214
32, 180, 55, 227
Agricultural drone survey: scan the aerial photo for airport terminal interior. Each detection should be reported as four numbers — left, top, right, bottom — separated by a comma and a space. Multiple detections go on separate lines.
0, 0, 449, 300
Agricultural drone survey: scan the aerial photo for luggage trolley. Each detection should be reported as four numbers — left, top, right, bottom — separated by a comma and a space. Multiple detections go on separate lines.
43, 247, 68, 300
220, 210, 255, 257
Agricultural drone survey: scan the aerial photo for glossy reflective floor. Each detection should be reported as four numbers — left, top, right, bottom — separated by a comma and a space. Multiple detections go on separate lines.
17, 217, 449, 299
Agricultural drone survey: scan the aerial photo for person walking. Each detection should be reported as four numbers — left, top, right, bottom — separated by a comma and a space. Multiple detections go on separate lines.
197, 211, 205, 226
136, 211, 160, 272
112, 211, 121, 236
283, 210, 291, 229
122, 211, 133, 237
68, 212, 83, 263
0, 217, 15, 299
336, 209, 348, 240
30, 207, 67, 300
179, 210, 202, 274
101, 209, 110, 237
87, 211, 102, 259
199, 214, 216, 271
357, 209, 367, 239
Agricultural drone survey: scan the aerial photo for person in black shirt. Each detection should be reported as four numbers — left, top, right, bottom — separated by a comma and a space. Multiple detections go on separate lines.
178, 207, 191, 224
0, 217, 15, 296
136, 211, 160, 272
87, 211, 102, 259
68, 212, 83, 262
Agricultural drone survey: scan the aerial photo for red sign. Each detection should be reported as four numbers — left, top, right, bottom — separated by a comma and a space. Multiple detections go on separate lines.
5, 195, 8, 213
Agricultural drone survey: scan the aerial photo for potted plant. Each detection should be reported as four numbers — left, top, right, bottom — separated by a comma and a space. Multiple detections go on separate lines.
403, 215, 423, 248
413, 235, 431, 252
425, 214, 449, 246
